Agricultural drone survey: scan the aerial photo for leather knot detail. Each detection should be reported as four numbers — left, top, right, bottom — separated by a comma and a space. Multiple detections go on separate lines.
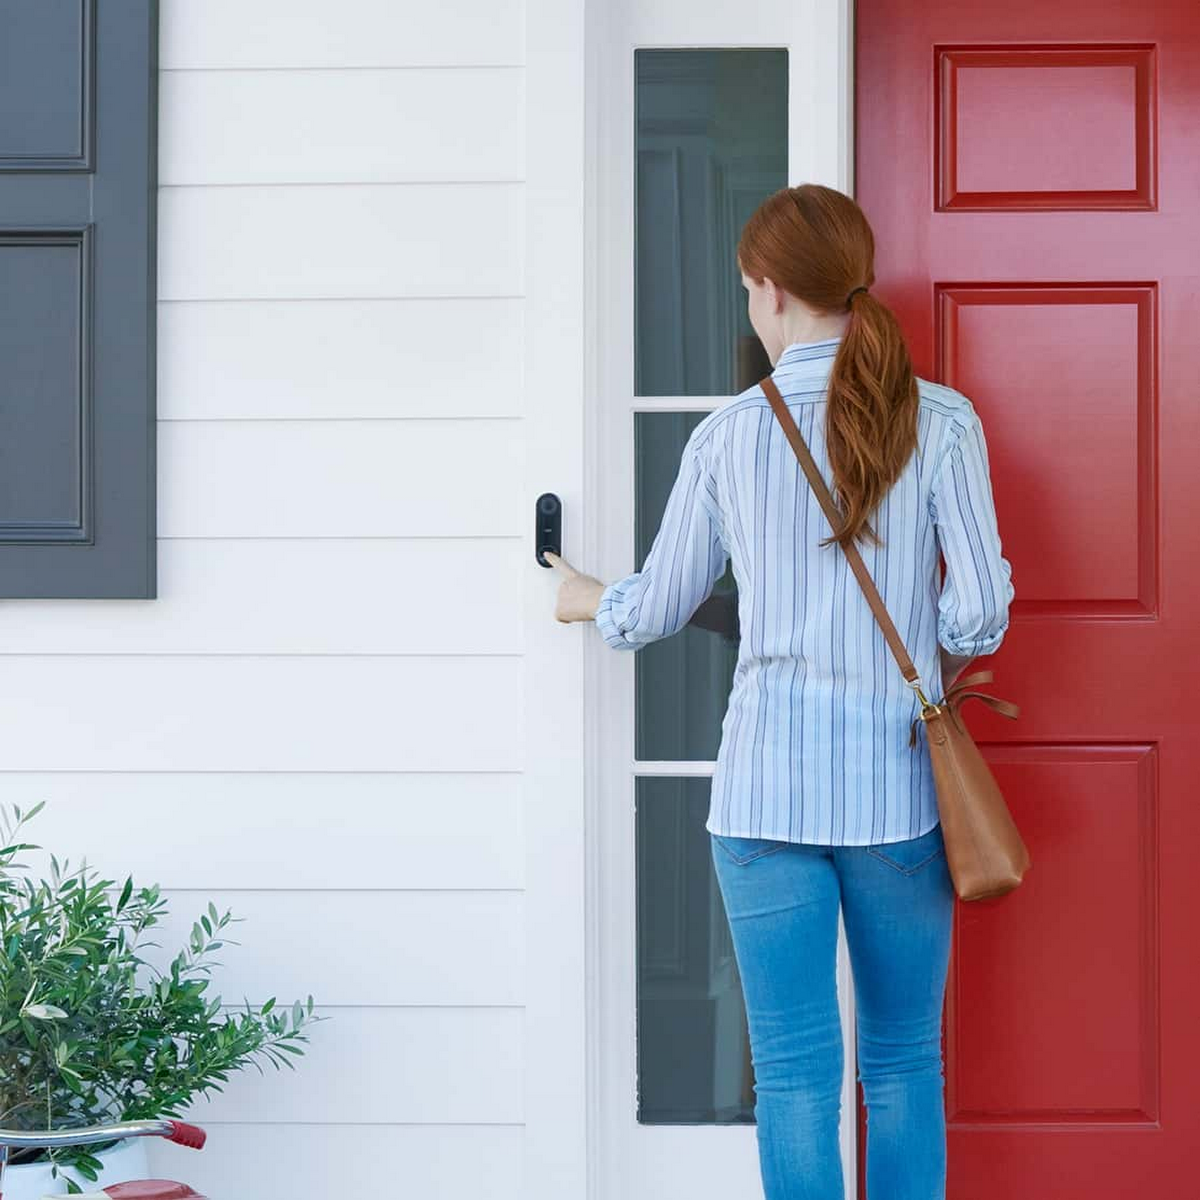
908, 669, 1020, 748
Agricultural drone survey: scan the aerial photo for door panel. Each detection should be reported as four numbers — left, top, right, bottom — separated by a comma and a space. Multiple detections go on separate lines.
858, 3, 1197, 1195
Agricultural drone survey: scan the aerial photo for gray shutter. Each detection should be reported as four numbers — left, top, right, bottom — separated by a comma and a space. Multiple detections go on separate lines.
0, 0, 157, 597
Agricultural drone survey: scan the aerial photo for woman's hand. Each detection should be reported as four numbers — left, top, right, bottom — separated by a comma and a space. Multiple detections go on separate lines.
939, 646, 976, 693
544, 551, 607, 623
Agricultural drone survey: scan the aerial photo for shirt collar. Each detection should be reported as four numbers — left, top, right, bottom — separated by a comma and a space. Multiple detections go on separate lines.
772, 336, 843, 381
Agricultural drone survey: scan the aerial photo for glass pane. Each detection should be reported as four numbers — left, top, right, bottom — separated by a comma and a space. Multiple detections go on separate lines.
636, 775, 754, 1124
636, 412, 738, 761
634, 47, 787, 397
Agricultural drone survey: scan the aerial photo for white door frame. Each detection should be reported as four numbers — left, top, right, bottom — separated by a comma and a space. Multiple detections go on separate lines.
583, 1, 861, 1197
523, 2, 590, 1199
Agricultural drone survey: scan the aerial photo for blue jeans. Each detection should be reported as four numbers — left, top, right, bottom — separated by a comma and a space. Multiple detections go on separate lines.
710, 821, 955, 1200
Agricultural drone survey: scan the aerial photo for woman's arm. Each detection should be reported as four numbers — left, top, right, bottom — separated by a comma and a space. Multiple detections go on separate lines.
592, 432, 727, 650
547, 429, 728, 647
928, 404, 1015, 683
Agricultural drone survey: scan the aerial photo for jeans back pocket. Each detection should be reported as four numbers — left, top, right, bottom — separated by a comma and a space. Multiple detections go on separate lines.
712, 833, 789, 866
866, 822, 945, 875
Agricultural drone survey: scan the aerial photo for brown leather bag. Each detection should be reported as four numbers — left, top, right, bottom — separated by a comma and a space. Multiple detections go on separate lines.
761, 374, 1030, 901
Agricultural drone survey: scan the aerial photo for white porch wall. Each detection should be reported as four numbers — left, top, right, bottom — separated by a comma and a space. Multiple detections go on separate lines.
0, 2, 532, 1196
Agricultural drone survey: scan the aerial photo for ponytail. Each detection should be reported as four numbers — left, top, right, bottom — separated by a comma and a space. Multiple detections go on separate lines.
822, 287, 919, 550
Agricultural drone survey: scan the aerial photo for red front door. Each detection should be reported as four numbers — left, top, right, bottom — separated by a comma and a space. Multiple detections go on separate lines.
857, 2, 1198, 1195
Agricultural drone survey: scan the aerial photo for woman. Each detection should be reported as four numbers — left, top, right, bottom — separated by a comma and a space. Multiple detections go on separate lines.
546, 183, 1014, 1200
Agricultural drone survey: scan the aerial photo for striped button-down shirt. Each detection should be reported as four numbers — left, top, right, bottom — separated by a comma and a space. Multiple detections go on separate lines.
595, 336, 1015, 845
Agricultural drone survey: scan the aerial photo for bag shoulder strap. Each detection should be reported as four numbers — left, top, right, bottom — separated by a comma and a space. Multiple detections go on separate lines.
759, 373, 929, 703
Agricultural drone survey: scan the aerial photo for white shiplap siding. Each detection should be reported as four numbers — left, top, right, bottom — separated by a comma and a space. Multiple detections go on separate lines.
3, 3, 530, 1196
158, 184, 523, 300
0, 540, 523, 654
156, 298, 524, 419
158, 68, 524, 184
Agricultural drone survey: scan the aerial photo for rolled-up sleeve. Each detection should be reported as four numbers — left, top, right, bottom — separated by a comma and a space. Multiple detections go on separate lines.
595, 431, 728, 651
929, 406, 1015, 658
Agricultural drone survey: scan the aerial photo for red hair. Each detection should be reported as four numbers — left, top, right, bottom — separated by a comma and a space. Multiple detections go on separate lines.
737, 184, 919, 551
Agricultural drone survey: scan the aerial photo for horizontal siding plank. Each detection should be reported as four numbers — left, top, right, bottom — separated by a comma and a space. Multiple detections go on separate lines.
185, 1007, 523, 1124
161, 0, 523, 70
158, 420, 522, 538
5, 771, 523, 889
141, 890, 524, 1006
159, 184, 523, 301
0, 658, 521, 771
160, 68, 523, 185
147, 1123, 522, 1200
158, 299, 524, 420
0, 539, 522, 654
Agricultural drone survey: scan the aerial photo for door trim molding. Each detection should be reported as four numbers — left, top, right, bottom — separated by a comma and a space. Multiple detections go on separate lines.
523, 1, 589, 1197
584, 1, 860, 1197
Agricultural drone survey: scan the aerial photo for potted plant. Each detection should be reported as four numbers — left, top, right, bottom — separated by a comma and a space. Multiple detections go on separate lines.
0, 802, 322, 1197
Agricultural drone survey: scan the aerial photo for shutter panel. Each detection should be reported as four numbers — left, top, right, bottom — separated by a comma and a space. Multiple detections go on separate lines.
0, 0, 157, 597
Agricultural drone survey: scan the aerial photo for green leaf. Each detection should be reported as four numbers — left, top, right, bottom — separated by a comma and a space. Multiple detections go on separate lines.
71, 1157, 100, 1182
23, 1002, 69, 1020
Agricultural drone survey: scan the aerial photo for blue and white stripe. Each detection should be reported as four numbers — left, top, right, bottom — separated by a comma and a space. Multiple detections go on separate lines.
595, 336, 1015, 846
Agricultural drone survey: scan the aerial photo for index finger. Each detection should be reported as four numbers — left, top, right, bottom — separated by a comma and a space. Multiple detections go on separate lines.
543, 550, 578, 577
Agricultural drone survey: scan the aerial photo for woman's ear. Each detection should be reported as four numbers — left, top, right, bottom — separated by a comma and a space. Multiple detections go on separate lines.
761, 275, 785, 315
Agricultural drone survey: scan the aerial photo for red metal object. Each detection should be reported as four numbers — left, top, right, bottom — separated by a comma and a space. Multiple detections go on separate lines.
857, 0, 1199, 1196
163, 1122, 207, 1151
104, 1184, 206, 1199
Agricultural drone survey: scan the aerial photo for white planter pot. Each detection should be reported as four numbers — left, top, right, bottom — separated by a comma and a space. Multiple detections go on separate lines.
0, 1136, 150, 1200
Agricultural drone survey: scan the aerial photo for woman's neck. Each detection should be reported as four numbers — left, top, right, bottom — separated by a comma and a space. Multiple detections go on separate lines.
777, 311, 851, 348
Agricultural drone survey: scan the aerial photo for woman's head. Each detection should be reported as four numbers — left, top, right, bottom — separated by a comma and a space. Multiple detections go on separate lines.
737, 184, 920, 552
738, 184, 874, 357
